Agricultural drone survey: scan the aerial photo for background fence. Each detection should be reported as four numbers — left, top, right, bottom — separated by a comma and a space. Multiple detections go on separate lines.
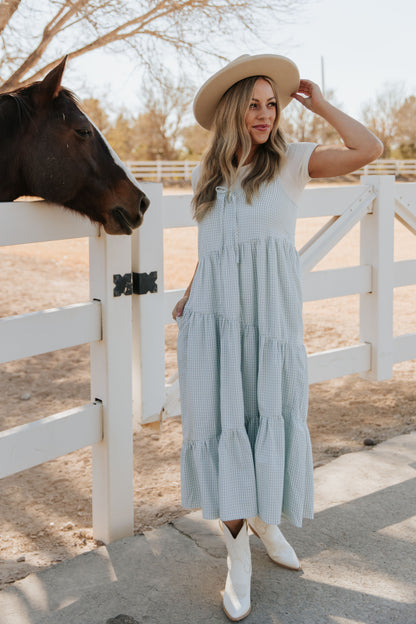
126, 160, 416, 182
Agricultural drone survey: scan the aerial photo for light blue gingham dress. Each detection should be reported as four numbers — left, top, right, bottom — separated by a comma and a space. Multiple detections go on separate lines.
177, 142, 317, 527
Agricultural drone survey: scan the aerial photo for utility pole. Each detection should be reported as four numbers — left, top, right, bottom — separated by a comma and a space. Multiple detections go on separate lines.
321, 56, 326, 97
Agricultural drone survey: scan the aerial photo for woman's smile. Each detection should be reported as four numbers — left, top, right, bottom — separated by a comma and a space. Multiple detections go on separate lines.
253, 124, 271, 132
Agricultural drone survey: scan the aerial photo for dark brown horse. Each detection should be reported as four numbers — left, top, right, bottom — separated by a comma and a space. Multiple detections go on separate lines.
0, 58, 149, 234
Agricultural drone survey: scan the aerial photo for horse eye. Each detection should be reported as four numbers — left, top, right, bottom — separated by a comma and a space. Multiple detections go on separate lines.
75, 128, 92, 138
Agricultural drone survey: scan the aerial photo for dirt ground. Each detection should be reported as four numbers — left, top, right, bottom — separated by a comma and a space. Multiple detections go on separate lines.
0, 182, 415, 589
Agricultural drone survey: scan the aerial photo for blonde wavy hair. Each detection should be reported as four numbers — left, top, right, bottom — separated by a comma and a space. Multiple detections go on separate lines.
192, 75, 287, 222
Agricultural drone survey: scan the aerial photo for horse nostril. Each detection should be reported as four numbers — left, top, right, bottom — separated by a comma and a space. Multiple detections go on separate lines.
140, 194, 150, 214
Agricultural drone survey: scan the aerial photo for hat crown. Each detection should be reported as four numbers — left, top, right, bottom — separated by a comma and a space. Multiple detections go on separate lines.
229, 54, 251, 66
193, 53, 300, 130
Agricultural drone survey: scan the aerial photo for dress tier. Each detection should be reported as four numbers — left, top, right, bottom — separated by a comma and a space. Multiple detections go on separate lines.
177, 142, 318, 527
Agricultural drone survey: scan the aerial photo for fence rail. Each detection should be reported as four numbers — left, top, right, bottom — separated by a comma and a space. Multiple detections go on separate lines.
126, 159, 416, 182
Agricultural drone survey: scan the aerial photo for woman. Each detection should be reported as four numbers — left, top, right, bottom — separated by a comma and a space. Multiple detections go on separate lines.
172, 54, 382, 621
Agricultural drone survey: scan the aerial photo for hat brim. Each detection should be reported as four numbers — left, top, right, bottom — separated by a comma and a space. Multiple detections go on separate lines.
193, 54, 300, 130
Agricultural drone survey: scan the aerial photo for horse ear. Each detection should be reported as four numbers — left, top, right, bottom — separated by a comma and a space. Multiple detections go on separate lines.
35, 56, 68, 105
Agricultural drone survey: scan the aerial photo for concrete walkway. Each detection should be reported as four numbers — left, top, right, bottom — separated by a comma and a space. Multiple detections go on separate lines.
1, 432, 415, 624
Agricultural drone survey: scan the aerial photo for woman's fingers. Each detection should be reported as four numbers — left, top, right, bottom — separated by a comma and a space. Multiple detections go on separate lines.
291, 91, 313, 110
172, 303, 180, 320
291, 79, 325, 111
172, 296, 188, 320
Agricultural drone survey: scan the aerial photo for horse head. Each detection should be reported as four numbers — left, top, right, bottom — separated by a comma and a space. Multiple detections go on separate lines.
0, 57, 149, 234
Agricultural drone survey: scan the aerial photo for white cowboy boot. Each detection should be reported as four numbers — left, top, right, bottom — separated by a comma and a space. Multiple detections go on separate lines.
248, 516, 301, 570
221, 520, 252, 621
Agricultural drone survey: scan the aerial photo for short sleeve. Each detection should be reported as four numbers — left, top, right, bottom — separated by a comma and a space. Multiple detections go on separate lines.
279, 142, 318, 203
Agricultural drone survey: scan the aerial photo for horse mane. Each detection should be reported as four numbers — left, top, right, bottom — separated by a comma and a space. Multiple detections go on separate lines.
56, 88, 81, 107
0, 84, 81, 130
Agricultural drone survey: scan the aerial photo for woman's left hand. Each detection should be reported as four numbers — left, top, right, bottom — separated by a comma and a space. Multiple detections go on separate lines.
291, 79, 326, 114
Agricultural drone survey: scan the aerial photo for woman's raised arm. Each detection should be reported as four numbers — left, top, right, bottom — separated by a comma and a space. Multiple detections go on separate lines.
291, 79, 383, 179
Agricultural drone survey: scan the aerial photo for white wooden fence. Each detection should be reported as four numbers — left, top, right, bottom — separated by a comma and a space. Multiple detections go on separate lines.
126, 160, 198, 182
126, 160, 416, 182
0, 202, 136, 544
361, 160, 416, 177
0, 177, 415, 545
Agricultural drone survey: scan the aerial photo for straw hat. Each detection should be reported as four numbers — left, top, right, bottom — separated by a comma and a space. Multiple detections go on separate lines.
193, 54, 300, 130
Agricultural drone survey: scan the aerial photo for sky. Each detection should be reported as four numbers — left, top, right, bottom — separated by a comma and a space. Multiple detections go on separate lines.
67, 0, 415, 122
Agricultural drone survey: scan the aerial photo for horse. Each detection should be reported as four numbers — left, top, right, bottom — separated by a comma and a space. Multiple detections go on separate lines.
0, 57, 149, 235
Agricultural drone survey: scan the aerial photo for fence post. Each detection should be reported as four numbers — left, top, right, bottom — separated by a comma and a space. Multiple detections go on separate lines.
89, 233, 134, 543
156, 160, 163, 182
131, 183, 166, 424
184, 161, 190, 180
359, 175, 395, 381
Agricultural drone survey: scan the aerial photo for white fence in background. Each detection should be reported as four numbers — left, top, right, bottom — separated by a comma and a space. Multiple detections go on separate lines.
361, 159, 416, 177
126, 159, 416, 182
135, 176, 416, 423
0, 177, 415, 544
127, 160, 198, 182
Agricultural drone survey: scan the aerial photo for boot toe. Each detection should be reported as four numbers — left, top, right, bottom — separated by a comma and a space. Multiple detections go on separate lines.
268, 545, 301, 570
248, 517, 301, 570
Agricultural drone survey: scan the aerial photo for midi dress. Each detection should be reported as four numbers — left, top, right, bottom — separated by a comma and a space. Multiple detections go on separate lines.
176, 141, 317, 528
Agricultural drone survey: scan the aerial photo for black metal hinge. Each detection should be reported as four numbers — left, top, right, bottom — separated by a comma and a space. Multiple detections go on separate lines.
113, 273, 133, 296
113, 271, 158, 297
133, 271, 158, 295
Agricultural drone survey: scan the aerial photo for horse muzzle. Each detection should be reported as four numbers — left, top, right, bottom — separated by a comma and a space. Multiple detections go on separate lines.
106, 191, 150, 235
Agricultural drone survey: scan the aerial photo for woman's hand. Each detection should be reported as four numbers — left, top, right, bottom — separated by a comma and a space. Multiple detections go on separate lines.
291, 79, 327, 114
173, 262, 198, 320
291, 78, 384, 178
172, 295, 189, 321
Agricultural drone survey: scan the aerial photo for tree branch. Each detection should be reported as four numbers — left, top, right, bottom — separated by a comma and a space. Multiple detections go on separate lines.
1, 0, 92, 89
0, 0, 306, 92
0, 0, 21, 36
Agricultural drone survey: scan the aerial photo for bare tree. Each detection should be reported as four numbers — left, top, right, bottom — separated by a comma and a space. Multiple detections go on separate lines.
81, 96, 110, 132
180, 123, 210, 158
361, 83, 406, 158
0, 0, 21, 34
105, 112, 137, 160
86, 75, 195, 160
281, 88, 341, 145
0, 0, 305, 92
394, 95, 416, 158
139, 73, 195, 153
